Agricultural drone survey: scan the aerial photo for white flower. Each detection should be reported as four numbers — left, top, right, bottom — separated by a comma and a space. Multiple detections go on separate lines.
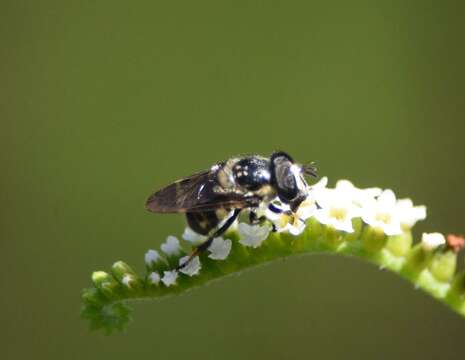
333, 179, 381, 206
263, 177, 326, 235
238, 223, 271, 248
266, 197, 316, 235
313, 181, 362, 233
265, 203, 289, 232
360, 189, 402, 236
208, 237, 232, 260
145, 249, 162, 266
310, 176, 329, 192
161, 235, 181, 256
396, 198, 427, 229
122, 274, 133, 287
421, 232, 445, 251
148, 272, 160, 285
252, 201, 270, 219
179, 256, 201, 276
161, 270, 178, 286
182, 227, 206, 245
313, 203, 359, 233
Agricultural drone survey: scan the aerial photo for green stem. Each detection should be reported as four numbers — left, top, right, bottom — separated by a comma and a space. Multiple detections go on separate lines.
81, 218, 465, 334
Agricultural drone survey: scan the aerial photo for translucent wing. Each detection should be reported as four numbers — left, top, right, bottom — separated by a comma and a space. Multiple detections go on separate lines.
145, 170, 258, 213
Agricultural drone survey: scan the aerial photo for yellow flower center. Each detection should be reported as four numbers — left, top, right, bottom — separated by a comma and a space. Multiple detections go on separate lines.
330, 207, 347, 221
375, 212, 391, 224
279, 214, 292, 227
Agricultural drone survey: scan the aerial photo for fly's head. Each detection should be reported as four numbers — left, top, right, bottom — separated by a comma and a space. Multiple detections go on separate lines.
270, 151, 317, 212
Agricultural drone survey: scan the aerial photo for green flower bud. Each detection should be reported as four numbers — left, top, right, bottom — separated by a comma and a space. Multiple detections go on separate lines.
304, 217, 322, 247
92, 271, 120, 299
445, 271, 465, 314
81, 178, 465, 333
111, 261, 142, 291
81, 288, 107, 307
344, 217, 363, 242
362, 226, 387, 253
323, 225, 344, 248
386, 232, 412, 257
403, 244, 431, 274
428, 251, 457, 283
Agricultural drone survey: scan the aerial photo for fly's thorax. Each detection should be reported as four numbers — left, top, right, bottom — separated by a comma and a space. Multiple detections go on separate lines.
212, 153, 310, 211
216, 158, 239, 190
251, 184, 277, 202
231, 156, 271, 191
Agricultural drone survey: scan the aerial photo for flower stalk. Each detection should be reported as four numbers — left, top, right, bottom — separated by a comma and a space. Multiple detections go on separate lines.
81, 178, 465, 334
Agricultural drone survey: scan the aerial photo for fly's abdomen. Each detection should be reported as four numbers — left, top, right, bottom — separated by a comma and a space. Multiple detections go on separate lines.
186, 211, 220, 235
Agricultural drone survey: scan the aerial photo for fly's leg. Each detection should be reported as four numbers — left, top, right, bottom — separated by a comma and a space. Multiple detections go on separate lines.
177, 208, 242, 270
268, 203, 305, 227
248, 211, 267, 225
247, 205, 286, 232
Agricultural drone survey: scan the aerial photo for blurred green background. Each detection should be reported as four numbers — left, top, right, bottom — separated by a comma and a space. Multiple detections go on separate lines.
1, 1, 464, 359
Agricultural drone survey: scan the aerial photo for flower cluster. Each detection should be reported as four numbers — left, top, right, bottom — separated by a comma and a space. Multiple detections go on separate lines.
136, 178, 429, 287
141, 234, 234, 287
266, 177, 426, 236
82, 177, 465, 334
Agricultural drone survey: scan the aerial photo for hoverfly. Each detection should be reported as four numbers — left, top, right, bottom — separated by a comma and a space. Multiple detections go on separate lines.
145, 151, 317, 268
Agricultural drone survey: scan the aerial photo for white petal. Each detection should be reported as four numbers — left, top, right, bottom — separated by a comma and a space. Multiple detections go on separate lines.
378, 189, 397, 207
238, 223, 271, 248
382, 221, 403, 236
312, 176, 328, 190
288, 220, 306, 236
396, 198, 413, 208
347, 206, 362, 218
411, 205, 427, 221
332, 179, 359, 203
122, 274, 132, 287
265, 205, 291, 232
182, 227, 206, 245
421, 232, 445, 251
335, 179, 355, 191
333, 218, 354, 233
363, 187, 383, 198
145, 249, 161, 266
179, 256, 201, 276
397, 199, 427, 228
268, 214, 292, 232
161, 270, 178, 286
313, 208, 331, 225
314, 189, 333, 209
148, 272, 160, 285
265, 208, 282, 222
361, 210, 376, 226
161, 235, 181, 256
208, 237, 232, 260
297, 201, 317, 220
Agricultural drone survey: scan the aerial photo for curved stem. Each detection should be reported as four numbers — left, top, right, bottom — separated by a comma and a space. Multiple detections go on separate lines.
81, 218, 465, 334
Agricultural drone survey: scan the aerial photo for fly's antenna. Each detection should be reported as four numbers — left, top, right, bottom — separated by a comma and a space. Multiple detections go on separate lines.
302, 161, 318, 178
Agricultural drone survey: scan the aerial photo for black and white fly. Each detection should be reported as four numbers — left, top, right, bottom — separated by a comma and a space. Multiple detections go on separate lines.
145, 151, 317, 268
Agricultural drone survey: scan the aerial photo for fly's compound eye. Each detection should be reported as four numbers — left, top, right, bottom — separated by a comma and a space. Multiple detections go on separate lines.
271, 154, 299, 203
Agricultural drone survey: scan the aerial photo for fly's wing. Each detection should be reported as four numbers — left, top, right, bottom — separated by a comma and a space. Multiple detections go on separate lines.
145, 170, 259, 213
